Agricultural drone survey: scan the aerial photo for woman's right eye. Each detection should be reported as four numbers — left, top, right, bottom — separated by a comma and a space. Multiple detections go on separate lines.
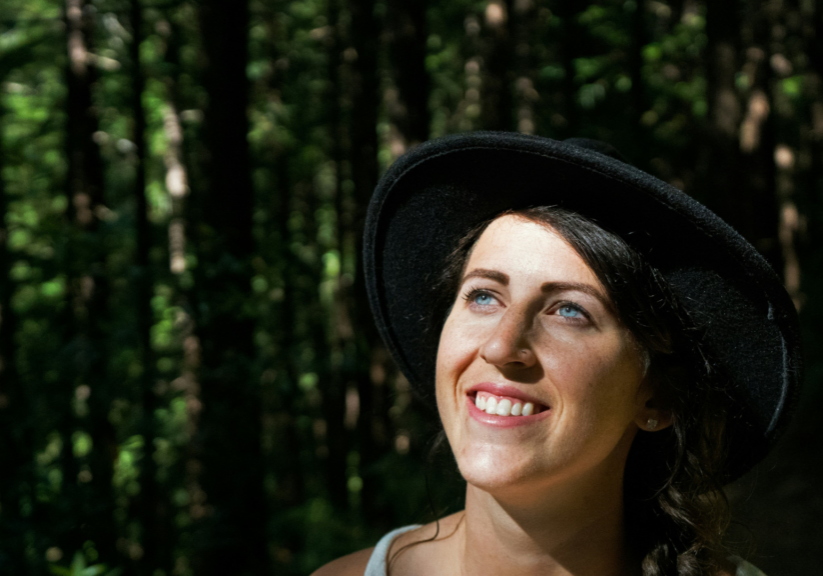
462, 288, 498, 309
473, 292, 494, 305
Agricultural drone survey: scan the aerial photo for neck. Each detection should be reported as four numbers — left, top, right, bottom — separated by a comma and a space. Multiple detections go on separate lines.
457, 461, 637, 576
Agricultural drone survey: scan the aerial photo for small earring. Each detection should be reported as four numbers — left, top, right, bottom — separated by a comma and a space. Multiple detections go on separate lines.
646, 418, 658, 431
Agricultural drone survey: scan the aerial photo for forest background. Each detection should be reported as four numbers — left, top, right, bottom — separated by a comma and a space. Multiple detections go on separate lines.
0, 0, 821, 574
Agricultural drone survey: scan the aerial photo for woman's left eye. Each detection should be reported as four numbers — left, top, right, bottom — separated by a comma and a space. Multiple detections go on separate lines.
556, 304, 585, 320
558, 305, 579, 317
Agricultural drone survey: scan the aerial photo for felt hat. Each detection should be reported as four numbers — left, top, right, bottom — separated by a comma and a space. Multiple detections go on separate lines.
363, 131, 802, 480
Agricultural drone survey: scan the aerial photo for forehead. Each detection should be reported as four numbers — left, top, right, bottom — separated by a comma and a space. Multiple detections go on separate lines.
466, 214, 601, 287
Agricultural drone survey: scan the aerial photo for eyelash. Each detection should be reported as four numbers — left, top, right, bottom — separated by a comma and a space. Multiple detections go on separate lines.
461, 288, 591, 323
462, 288, 497, 307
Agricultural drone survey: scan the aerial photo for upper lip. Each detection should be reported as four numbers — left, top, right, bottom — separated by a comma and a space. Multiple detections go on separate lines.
466, 382, 548, 407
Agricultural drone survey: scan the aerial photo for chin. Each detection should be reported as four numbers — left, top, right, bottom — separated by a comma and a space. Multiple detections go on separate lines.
454, 444, 540, 493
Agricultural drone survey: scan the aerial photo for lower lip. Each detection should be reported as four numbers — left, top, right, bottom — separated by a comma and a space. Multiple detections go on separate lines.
466, 396, 551, 428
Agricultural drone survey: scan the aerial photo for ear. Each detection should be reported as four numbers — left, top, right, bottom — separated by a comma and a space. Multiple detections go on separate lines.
634, 372, 673, 432
634, 393, 673, 432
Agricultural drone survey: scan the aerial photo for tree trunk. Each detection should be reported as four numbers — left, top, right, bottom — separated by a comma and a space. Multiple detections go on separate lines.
669, 0, 685, 28
323, 0, 350, 511
193, 1, 267, 573
154, 11, 197, 572
737, 2, 780, 270
0, 83, 31, 576
806, 0, 823, 249
129, 1, 170, 573
63, 0, 118, 563
702, 0, 745, 231
767, 0, 802, 307
630, 0, 648, 161
481, 0, 514, 131
386, 0, 430, 150
512, 0, 538, 135
273, 155, 307, 510
555, 0, 587, 137
348, 0, 385, 525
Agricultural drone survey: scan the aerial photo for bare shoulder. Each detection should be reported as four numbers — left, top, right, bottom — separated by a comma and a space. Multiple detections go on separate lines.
310, 547, 374, 576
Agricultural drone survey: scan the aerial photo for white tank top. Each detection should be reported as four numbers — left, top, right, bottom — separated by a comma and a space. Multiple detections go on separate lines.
362, 525, 768, 576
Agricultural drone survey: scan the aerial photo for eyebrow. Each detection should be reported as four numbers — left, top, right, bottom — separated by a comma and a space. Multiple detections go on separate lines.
462, 268, 509, 285
541, 281, 613, 311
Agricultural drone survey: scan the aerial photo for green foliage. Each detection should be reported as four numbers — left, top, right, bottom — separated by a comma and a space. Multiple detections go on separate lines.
48, 552, 122, 576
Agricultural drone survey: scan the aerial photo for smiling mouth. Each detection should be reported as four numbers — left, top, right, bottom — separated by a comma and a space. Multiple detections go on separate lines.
470, 391, 549, 418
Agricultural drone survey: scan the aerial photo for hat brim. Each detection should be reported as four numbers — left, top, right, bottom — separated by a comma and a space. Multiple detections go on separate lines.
363, 131, 802, 481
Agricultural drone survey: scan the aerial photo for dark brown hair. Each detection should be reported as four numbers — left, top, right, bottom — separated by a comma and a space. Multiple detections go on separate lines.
428, 206, 732, 576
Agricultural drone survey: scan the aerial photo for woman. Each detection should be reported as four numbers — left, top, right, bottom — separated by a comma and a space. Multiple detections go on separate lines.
314, 132, 801, 576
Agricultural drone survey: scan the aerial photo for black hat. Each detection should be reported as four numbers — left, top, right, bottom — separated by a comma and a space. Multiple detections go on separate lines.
363, 131, 802, 480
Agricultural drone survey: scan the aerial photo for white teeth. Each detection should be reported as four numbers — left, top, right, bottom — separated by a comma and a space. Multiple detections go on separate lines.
474, 393, 543, 417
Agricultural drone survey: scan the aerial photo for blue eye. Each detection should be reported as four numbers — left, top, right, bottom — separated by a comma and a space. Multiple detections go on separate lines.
473, 293, 494, 306
558, 305, 582, 318
462, 289, 498, 309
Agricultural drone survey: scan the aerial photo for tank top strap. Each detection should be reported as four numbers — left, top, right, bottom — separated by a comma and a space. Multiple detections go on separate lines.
728, 555, 768, 576
363, 525, 422, 576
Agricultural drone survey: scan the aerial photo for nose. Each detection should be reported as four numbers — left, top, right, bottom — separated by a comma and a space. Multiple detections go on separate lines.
479, 307, 537, 369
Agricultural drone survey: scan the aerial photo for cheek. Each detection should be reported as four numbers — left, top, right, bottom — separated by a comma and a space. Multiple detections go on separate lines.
435, 319, 464, 419
540, 333, 645, 415
435, 313, 487, 434
435, 314, 478, 379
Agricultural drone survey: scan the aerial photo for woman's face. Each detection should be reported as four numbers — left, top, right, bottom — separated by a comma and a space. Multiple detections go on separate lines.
436, 215, 652, 495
